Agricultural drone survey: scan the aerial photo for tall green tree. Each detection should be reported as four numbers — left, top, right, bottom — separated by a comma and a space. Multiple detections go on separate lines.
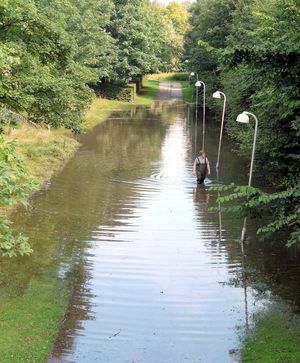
108, 0, 171, 84
161, 1, 191, 70
184, 0, 236, 87
184, 0, 299, 245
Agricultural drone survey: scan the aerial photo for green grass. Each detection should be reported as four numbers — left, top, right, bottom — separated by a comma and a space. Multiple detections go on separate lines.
82, 79, 160, 130
242, 308, 300, 363
0, 277, 69, 363
8, 126, 79, 188
135, 79, 160, 105
181, 80, 194, 103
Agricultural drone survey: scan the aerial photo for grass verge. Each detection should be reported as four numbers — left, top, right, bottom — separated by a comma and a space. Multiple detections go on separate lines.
0, 277, 70, 363
242, 308, 300, 363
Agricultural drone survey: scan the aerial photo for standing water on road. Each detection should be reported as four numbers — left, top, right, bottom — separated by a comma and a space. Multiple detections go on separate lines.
1, 100, 300, 363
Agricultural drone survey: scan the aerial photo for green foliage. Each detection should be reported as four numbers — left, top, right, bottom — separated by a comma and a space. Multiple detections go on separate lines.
96, 83, 136, 102
209, 183, 300, 247
186, 0, 299, 245
0, 0, 177, 131
160, 1, 191, 70
0, 137, 37, 256
222, 0, 300, 185
184, 0, 237, 106
242, 307, 300, 362
108, 0, 173, 83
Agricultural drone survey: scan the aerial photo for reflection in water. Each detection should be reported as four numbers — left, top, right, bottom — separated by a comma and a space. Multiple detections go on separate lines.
49, 106, 266, 363
1, 103, 300, 363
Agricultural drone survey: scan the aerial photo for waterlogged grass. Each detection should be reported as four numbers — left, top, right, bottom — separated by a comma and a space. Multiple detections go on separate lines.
242, 308, 300, 363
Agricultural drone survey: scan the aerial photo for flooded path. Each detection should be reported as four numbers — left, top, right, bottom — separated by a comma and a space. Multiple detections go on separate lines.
2, 83, 300, 363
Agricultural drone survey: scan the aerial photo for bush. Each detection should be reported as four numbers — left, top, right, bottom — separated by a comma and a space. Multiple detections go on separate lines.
95, 83, 136, 102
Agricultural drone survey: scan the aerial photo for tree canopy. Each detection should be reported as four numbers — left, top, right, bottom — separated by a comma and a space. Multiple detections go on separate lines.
0, 0, 179, 131
184, 0, 300, 245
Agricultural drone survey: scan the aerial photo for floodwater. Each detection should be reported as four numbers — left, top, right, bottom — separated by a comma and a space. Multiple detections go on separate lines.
1, 100, 300, 363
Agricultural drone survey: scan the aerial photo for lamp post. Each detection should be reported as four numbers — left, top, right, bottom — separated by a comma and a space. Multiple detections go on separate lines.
236, 112, 258, 187
213, 91, 227, 170
193, 80, 200, 149
236, 111, 259, 245
190, 72, 198, 81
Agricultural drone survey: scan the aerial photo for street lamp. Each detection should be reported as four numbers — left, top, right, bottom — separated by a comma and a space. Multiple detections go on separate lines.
236, 111, 258, 187
236, 111, 259, 244
213, 91, 227, 170
190, 72, 198, 81
195, 80, 206, 149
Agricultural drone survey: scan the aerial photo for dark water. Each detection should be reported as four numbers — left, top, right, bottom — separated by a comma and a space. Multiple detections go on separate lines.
1, 102, 300, 363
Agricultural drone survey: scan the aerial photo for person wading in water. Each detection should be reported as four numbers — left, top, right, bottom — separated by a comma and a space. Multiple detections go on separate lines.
192, 150, 211, 184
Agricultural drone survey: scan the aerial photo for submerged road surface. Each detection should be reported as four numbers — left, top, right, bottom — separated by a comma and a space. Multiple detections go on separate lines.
43, 82, 300, 363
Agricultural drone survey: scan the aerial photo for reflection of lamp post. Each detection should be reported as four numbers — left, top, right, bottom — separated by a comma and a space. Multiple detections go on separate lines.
213, 91, 226, 170
236, 111, 259, 244
195, 80, 206, 149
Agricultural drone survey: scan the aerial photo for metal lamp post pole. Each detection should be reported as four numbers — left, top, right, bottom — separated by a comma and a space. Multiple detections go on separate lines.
195, 81, 201, 150
246, 112, 258, 188
201, 81, 206, 150
214, 91, 226, 170
236, 111, 259, 246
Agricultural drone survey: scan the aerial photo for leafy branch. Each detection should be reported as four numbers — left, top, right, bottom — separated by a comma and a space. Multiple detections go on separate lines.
209, 183, 300, 246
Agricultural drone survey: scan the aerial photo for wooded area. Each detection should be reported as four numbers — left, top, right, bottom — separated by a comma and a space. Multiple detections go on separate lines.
0, 0, 189, 131
184, 0, 299, 246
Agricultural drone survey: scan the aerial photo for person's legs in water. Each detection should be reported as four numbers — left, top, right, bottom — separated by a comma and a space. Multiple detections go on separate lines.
197, 177, 205, 184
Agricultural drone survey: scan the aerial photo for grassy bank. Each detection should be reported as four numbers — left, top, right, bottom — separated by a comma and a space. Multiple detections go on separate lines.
8, 127, 79, 188
0, 77, 160, 363
242, 308, 300, 362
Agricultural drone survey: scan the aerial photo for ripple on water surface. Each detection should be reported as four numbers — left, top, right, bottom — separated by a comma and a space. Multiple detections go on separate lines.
49, 110, 269, 363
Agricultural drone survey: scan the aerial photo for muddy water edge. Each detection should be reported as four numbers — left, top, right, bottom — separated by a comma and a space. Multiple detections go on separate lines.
0, 101, 300, 363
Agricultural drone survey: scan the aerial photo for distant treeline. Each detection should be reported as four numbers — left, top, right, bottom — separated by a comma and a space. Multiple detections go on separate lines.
184, 0, 299, 245
0, 0, 190, 131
